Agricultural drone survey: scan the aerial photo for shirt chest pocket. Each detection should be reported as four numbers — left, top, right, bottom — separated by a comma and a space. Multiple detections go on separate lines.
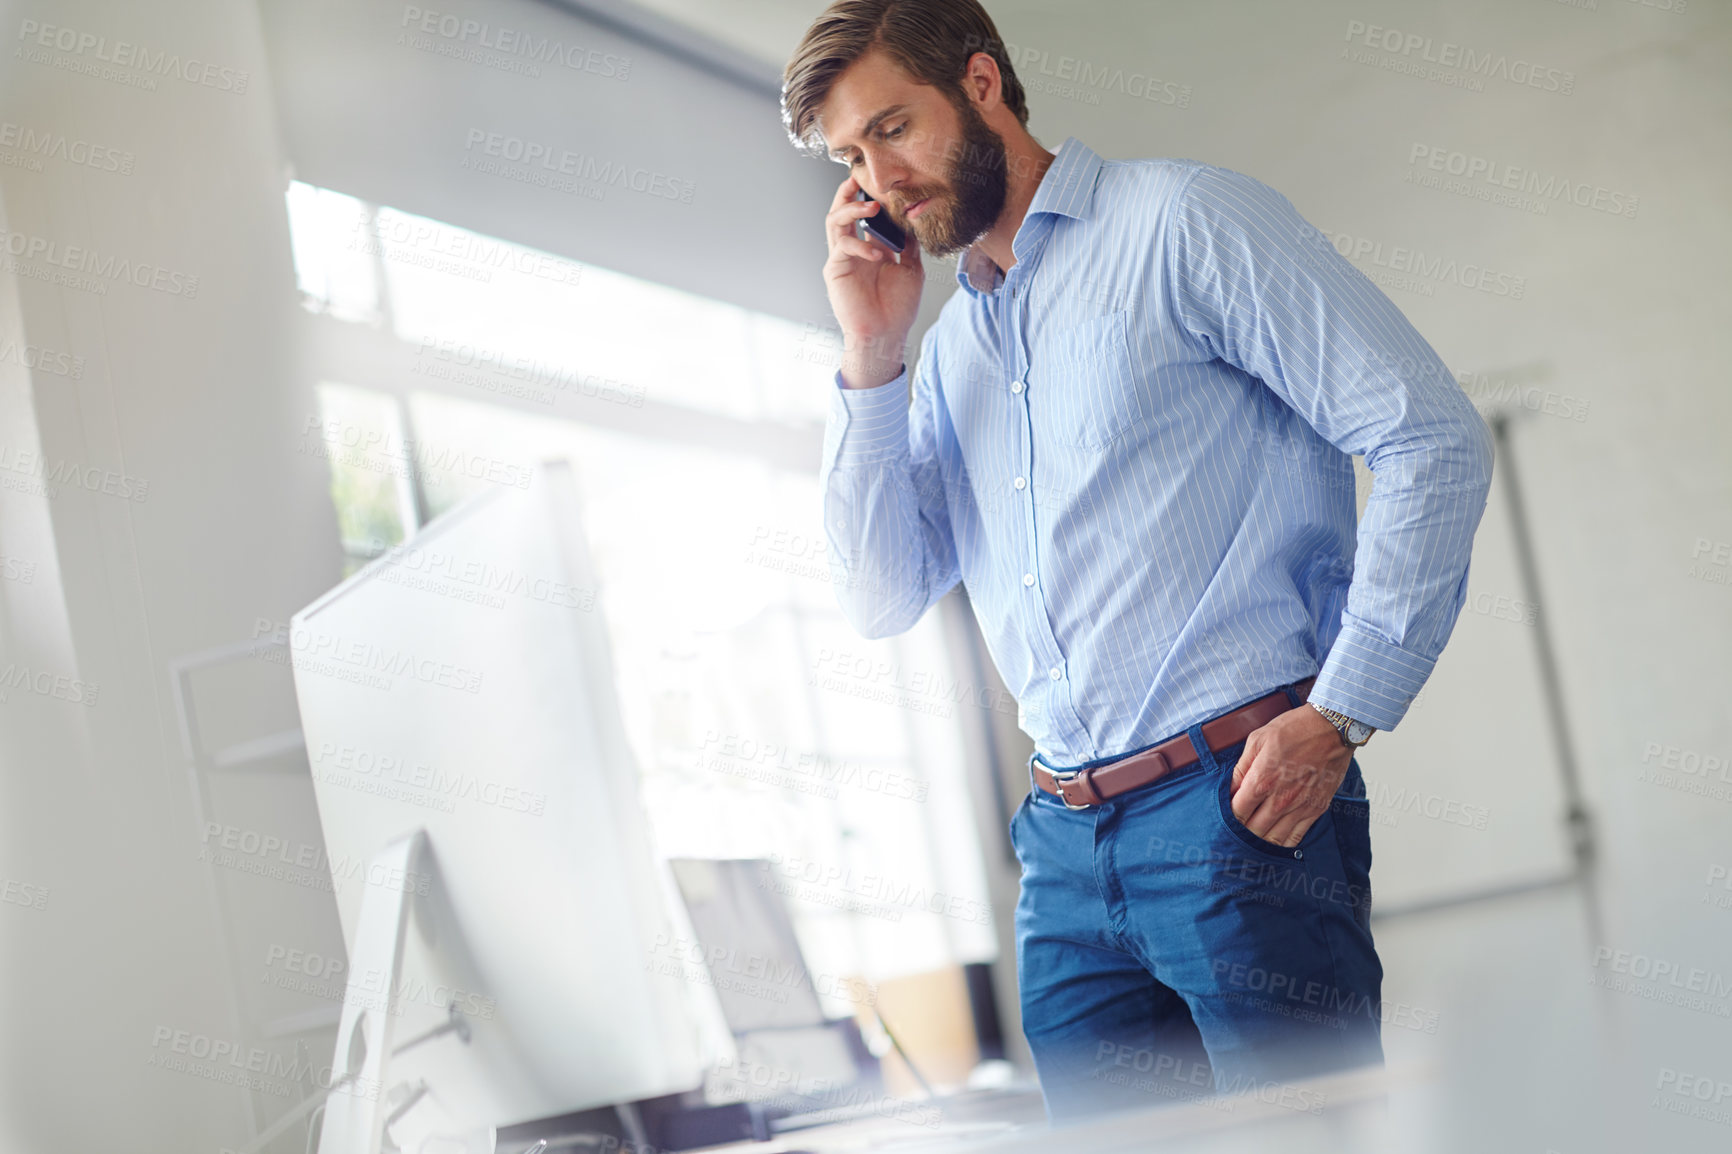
1028, 311, 1148, 450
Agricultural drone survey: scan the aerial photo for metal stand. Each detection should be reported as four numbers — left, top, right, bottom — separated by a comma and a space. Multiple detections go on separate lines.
1372, 407, 1598, 927
317, 832, 426, 1154
233, 981, 475, 1154
1486, 410, 1596, 873
305, 831, 482, 1154
170, 636, 340, 1145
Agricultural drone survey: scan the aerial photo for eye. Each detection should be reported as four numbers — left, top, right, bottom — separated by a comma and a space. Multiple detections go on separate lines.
886, 124, 905, 140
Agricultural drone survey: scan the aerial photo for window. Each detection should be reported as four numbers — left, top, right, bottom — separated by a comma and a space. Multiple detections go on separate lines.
286, 182, 385, 327
287, 184, 997, 1008
306, 382, 418, 576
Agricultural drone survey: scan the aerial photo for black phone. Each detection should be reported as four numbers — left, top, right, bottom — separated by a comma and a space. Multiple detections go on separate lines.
854, 189, 906, 254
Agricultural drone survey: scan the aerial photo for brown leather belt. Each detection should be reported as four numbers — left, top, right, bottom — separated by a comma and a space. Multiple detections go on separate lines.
1034, 678, 1316, 810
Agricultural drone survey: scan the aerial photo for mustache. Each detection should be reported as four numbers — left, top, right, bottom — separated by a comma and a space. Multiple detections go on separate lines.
895, 191, 938, 214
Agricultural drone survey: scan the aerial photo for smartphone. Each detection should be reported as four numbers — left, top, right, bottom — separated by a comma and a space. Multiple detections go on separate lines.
854, 188, 907, 254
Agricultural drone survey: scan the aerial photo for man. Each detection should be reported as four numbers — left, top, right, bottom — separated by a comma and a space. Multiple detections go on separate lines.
782, 0, 1493, 1123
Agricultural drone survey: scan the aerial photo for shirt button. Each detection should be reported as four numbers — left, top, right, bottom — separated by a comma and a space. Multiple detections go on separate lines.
1013, 476, 1026, 490
835, 519, 846, 528
1023, 573, 1035, 587
1010, 379, 1024, 394
1049, 667, 1061, 681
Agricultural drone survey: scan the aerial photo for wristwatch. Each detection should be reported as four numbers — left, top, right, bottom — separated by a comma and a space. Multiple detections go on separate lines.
1309, 703, 1375, 749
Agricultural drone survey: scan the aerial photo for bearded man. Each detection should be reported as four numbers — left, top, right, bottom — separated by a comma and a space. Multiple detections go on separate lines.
781, 0, 1493, 1123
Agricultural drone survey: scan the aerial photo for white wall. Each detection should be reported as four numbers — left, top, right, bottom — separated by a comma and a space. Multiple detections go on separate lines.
0, 0, 342, 1149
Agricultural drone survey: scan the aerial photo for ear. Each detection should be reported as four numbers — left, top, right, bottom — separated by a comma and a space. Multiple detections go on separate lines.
961, 51, 1003, 111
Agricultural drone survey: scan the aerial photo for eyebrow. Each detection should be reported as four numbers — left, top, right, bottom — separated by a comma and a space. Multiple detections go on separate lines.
826, 104, 910, 162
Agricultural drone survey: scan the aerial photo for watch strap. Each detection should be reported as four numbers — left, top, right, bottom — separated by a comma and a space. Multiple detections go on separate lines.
1309, 702, 1373, 748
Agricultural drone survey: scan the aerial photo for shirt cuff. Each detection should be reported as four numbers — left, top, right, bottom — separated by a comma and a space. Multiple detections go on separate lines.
1308, 621, 1437, 732
827, 365, 910, 469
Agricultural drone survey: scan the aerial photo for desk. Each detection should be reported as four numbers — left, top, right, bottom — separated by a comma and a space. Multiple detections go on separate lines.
690, 1064, 1406, 1154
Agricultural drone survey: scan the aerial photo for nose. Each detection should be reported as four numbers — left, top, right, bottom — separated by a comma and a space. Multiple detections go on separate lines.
862, 152, 912, 203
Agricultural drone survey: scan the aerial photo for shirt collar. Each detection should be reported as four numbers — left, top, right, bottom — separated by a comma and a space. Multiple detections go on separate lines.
955, 136, 1103, 298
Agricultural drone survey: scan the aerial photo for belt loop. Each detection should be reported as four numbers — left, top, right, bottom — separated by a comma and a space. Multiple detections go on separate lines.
1185, 721, 1217, 773
1282, 682, 1304, 708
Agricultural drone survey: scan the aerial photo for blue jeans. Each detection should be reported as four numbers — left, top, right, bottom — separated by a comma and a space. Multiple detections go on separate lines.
1009, 687, 1383, 1123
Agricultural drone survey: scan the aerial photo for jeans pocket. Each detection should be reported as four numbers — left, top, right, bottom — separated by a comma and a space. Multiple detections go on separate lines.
1009, 792, 1032, 862
1214, 769, 1334, 861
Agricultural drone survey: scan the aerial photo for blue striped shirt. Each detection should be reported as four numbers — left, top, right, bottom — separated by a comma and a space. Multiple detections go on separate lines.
819, 136, 1494, 766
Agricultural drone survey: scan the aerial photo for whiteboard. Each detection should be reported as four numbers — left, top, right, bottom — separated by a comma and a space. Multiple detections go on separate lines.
1350, 439, 1576, 914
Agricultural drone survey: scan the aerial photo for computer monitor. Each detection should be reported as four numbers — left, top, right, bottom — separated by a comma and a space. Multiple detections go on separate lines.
668, 858, 829, 1034
289, 461, 712, 1153
668, 858, 874, 1112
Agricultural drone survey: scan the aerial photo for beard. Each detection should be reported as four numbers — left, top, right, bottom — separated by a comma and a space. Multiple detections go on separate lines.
890, 92, 1009, 260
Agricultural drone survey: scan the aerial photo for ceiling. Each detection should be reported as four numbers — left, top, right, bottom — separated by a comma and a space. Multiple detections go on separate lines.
619, 0, 823, 70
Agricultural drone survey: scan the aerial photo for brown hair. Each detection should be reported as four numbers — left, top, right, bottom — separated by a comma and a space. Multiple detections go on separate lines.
781, 0, 1029, 158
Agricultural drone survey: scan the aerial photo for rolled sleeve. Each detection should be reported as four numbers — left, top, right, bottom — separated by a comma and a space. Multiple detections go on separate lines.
1167, 163, 1495, 732
1307, 621, 1438, 732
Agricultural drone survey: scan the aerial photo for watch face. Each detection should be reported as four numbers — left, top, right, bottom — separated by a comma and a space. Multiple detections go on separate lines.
1345, 720, 1373, 745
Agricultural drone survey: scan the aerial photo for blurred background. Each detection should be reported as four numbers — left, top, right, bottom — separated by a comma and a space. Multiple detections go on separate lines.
0, 0, 1727, 1151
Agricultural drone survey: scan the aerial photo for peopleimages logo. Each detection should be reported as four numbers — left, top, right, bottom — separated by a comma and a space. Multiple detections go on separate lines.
1589, 945, 1732, 1018
0, 443, 150, 503
312, 739, 550, 816
300, 415, 535, 492
15, 20, 250, 93
1653, 1067, 1732, 1128
697, 729, 928, 803
344, 205, 584, 286
461, 129, 695, 204
412, 337, 645, 408
1, 876, 49, 911
0, 119, 134, 174
960, 34, 1192, 108
1343, 20, 1574, 94
399, 6, 631, 80
0, 227, 199, 297
148, 1027, 377, 1100
759, 854, 992, 927
1316, 228, 1526, 300
0, 663, 100, 707
0, 336, 85, 379
252, 617, 485, 695
1405, 143, 1638, 219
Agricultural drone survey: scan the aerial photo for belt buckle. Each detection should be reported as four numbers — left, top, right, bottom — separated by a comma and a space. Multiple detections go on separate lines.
1041, 762, 1095, 811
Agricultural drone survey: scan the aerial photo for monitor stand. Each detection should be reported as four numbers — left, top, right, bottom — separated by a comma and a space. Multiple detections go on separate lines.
314, 830, 489, 1154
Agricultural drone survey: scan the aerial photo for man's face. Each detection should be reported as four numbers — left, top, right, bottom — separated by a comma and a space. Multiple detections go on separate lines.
817, 49, 1009, 259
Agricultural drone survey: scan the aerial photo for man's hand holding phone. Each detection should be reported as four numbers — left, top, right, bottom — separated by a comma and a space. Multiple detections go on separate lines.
823, 176, 924, 390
